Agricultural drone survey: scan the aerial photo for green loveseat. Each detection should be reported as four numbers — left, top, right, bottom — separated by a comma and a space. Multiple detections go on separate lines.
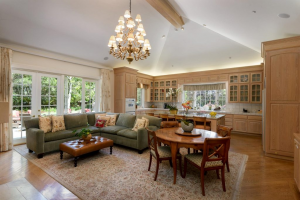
24, 112, 162, 158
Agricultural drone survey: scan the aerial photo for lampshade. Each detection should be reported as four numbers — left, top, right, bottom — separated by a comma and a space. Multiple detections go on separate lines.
109, 36, 116, 42
138, 35, 144, 43
124, 10, 131, 18
127, 18, 135, 28
116, 33, 123, 41
135, 14, 142, 22
137, 23, 144, 31
108, 41, 113, 47
128, 33, 134, 41
144, 39, 150, 47
115, 26, 120, 32
141, 30, 146, 36
0, 102, 9, 123
118, 16, 124, 23
118, 21, 125, 29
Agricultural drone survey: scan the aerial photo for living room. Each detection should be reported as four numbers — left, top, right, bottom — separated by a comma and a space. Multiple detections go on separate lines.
0, 0, 300, 199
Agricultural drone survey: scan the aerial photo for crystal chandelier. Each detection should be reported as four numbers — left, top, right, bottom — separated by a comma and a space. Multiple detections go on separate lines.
108, 0, 151, 64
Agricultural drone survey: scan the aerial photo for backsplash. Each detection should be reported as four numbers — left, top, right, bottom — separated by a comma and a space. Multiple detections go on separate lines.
144, 102, 262, 113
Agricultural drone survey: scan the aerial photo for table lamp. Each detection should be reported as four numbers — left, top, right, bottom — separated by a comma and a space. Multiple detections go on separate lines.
0, 102, 9, 123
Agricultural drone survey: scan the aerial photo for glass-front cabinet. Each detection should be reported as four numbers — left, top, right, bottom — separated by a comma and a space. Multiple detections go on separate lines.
150, 89, 153, 101
159, 81, 164, 87
251, 84, 262, 103
159, 88, 165, 101
154, 81, 159, 88
165, 88, 171, 101
166, 81, 171, 87
171, 80, 177, 87
239, 73, 249, 83
251, 72, 262, 82
229, 84, 238, 102
229, 75, 239, 83
154, 89, 159, 101
239, 84, 249, 102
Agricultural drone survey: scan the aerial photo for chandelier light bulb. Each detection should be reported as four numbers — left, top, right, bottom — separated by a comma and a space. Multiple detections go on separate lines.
137, 23, 144, 32
141, 30, 146, 36
127, 18, 135, 28
113, 43, 118, 50
135, 14, 142, 22
147, 45, 151, 50
115, 25, 120, 32
128, 33, 134, 41
118, 21, 125, 29
118, 16, 124, 23
124, 10, 131, 18
109, 35, 116, 42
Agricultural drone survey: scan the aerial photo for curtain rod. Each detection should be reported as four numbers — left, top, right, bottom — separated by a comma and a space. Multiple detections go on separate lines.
1, 45, 112, 71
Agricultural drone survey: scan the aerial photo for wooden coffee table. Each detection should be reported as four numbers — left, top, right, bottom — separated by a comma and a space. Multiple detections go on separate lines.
59, 136, 113, 167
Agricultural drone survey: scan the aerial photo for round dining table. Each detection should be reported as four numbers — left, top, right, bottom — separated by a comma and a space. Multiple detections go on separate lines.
156, 127, 222, 184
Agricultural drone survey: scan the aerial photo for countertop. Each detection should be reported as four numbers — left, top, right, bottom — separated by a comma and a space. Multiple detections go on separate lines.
136, 108, 262, 116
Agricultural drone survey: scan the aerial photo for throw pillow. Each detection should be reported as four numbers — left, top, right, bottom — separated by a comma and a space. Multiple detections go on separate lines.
142, 117, 149, 127
95, 113, 106, 121
106, 114, 117, 126
39, 116, 52, 133
132, 118, 146, 132
52, 115, 66, 132
95, 119, 106, 128
97, 116, 111, 127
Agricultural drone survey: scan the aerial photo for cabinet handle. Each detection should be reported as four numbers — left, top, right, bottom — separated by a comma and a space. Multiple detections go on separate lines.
296, 144, 299, 149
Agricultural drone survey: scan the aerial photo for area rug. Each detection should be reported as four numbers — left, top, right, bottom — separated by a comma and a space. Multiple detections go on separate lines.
14, 145, 248, 200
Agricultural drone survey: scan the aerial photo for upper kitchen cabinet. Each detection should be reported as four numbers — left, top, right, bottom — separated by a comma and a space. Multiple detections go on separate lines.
250, 83, 262, 103
159, 81, 165, 87
239, 73, 249, 83
229, 74, 239, 83
251, 72, 262, 83
171, 80, 177, 87
154, 81, 159, 88
239, 84, 249, 102
165, 80, 171, 87
229, 84, 239, 102
262, 36, 300, 160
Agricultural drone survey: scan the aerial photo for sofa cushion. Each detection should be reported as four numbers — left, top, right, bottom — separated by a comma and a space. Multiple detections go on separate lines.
146, 126, 159, 131
87, 112, 106, 126
45, 130, 75, 142
68, 126, 101, 134
117, 128, 137, 139
51, 115, 66, 132
64, 114, 88, 129
116, 113, 136, 128
99, 125, 127, 135
137, 115, 162, 128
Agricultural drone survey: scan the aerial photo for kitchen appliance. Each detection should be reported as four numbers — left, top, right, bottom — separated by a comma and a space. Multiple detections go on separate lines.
125, 98, 136, 115
243, 108, 248, 113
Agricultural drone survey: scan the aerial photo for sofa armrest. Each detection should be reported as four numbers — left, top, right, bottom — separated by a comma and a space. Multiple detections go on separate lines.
26, 128, 45, 154
136, 128, 148, 150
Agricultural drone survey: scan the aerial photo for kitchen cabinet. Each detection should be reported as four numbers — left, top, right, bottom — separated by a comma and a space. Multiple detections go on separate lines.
150, 82, 153, 88
229, 84, 238, 102
294, 134, 300, 192
159, 81, 165, 87
229, 74, 239, 83
251, 72, 262, 82
239, 73, 249, 83
171, 80, 177, 87
239, 84, 249, 102
165, 88, 171, 102
250, 83, 262, 103
166, 80, 171, 87
233, 119, 248, 132
247, 120, 262, 134
225, 114, 262, 134
154, 89, 159, 101
154, 81, 159, 88
262, 36, 300, 159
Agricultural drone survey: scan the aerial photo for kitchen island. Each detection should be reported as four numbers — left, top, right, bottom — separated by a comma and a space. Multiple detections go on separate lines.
183, 114, 225, 132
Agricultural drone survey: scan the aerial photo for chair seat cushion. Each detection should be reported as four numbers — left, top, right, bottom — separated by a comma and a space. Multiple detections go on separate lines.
151, 146, 172, 158
68, 126, 100, 134
117, 128, 137, 139
99, 126, 127, 135
185, 153, 223, 168
44, 130, 75, 142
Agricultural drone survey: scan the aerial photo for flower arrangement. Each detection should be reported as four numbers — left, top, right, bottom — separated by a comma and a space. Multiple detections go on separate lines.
182, 101, 192, 115
166, 88, 182, 112
210, 111, 217, 117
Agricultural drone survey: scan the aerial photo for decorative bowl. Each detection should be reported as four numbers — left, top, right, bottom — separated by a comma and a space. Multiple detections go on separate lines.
181, 122, 194, 132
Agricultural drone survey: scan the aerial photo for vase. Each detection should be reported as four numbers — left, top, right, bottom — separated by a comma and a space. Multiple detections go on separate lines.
169, 110, 178, 114
185, 109, 189, 115
82, 134, 92, 142
181, 122, 194, 132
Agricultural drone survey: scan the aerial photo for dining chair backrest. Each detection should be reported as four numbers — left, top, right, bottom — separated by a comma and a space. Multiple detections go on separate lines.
146, 128, 159, 158
201, 137, 230, 168
159, 114, 169, 121
146, 113, 154, 116
193, 116, 207, 129
217, 125, 233, 137
175, 115, 185, 121
161, 121, 179, 128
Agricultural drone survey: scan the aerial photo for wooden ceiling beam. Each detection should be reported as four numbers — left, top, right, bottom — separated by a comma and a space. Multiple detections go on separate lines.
146, 0, 184, 29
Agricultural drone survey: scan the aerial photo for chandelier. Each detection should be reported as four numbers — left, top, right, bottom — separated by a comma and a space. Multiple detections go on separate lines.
108, 0, 151, 64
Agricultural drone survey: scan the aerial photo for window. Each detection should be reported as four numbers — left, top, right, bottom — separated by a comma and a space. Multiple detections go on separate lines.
183, 89, 226, 109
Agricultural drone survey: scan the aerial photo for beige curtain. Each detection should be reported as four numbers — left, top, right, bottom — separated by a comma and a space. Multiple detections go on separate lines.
0, 48, 13, 152
99, 69, 112, 112
183, 83, 226, 91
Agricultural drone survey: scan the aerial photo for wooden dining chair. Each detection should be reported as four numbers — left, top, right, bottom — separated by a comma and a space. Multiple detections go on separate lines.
217, 125, 233, 172
175, 115, 185, 125
146, 129, 182, 181
182, 137, 230, 196
193, 116, 211, 131
161, 121, 179, 128
146, 113, 154, 116
159, 114, 169, 121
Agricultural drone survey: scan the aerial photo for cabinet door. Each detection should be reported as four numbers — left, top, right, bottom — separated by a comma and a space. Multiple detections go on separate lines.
159, 88, 165, 102
154, 81, 159, 88
229, 75, 239, 83
150, 82, 153, 88
251, 72, 262, 83
239, 73, 249, 83
239, 84, 249, 102
159, 81, 165, 87
165, 80, 171, 87
247, 120, 262, 134
250, 83, 262, 103
233, 119, 247, 132
165, 88, 171, 102
171, 87, 177, 102
125, 83, 131, 98
295, 139, 300, 191
154, 89, 159, 101
229, 84, 239, 102
171, 80, 177, 87
150, 89, 153, 102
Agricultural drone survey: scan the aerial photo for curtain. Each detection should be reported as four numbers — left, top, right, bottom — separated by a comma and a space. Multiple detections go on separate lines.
183, 83, 226, 91
99, 69, 112, 112
0, 48, 13, 152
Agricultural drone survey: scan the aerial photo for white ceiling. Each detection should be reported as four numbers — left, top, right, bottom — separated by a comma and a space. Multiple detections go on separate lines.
0, 0, 299, 75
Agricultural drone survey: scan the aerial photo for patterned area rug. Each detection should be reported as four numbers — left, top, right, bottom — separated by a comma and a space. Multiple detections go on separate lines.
14, 144, 248, 200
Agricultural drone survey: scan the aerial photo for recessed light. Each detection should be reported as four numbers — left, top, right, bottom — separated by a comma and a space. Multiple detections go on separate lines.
181, 27, 184, 30
203, 24, 206, 27
174, 28, 178, 31
162, 35, 165, 38
252, 11, 256, 13
278, 13, 290, 18
229, 57, 232, 59
104, 57, 109, 60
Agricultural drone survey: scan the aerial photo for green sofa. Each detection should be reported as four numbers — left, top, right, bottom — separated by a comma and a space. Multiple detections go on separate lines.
24, 112, 162, 158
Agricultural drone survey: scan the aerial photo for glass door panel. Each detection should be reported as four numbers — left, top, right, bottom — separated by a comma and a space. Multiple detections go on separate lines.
83, 80, 96, 113
40, 75, 59, 116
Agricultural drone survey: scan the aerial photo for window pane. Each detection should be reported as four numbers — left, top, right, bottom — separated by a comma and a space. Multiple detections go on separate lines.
41, 96, 49, 105
13, 96, 22, 106
23, 85, 32, 95
23, 96, 31, 106
50, 86, 57, 96
42, 77, 49, 86
41, 86, 49, 95
50, 77, 57, 86
41, 106, 49, 116
23, 75, 32, 85
50, 96, 57, 105
50, 106, 57, 115
13, 85, 22, 95
12, 73, 22, 84
64, 76, 83, 114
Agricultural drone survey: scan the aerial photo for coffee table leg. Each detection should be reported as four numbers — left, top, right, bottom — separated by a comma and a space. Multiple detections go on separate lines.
60, 151, 63, 159
110, 146, 113, 154
74, 157, 78, 167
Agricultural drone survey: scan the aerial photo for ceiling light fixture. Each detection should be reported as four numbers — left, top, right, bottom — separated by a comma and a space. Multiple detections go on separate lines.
108, 0, 151, 64
181, 27, 184, 30
203, 24, 207, 27
162, 35, 165, 38
278, 13, 290, 18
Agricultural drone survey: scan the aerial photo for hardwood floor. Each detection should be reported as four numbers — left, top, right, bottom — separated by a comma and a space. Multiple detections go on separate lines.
0, 133, 299, 200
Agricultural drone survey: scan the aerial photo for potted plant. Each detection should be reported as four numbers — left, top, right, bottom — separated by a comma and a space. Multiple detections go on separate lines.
182, 101, 192, 115
181, 119, 194, 132
166, 88, 182, 114
72, 124, 92, 142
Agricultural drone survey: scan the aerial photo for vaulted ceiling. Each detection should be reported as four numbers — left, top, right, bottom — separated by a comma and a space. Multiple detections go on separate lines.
0, 0, 299, 75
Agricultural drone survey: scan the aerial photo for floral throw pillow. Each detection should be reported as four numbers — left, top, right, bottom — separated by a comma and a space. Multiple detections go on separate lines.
132, 119, 146, 132
106, 114, 117, 126
52, 115, 66, 132
39, 116, 52, 133
97, 116, 111, 127
95, 119, 106, 128
142, 117, 149, 127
